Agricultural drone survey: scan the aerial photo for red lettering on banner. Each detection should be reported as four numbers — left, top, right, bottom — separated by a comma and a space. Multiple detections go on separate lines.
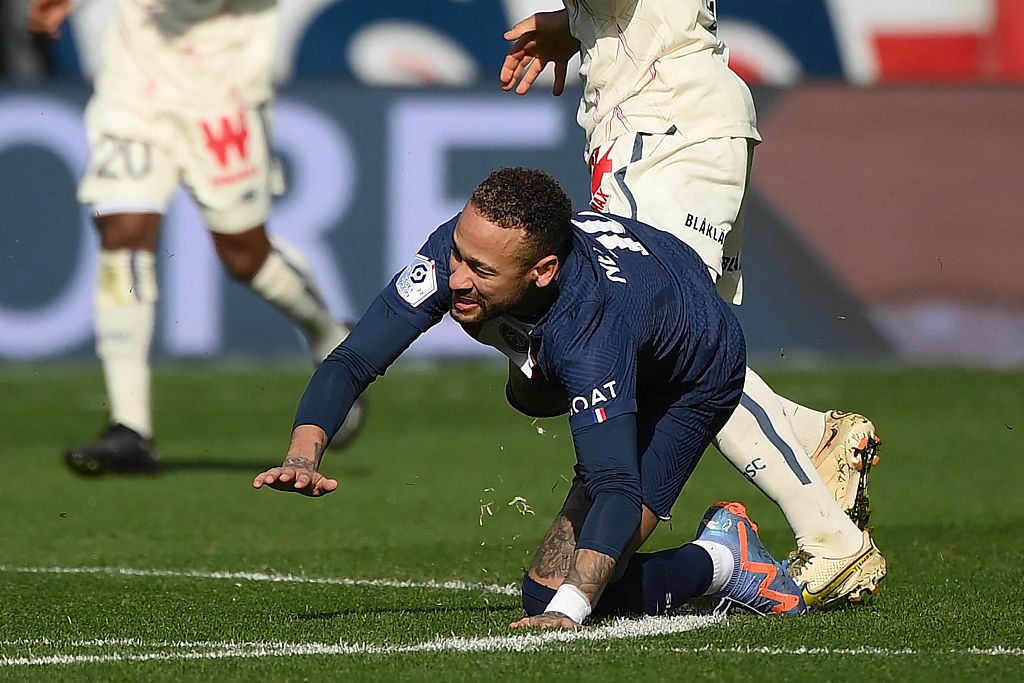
201, 111, 250, 167
874, 33, 983, 82
996, 0, 1024, 80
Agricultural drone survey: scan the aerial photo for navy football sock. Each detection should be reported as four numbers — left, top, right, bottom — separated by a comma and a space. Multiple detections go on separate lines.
520, 544, 713, 618
597, 543, 714, 616
522, 573, 557, 616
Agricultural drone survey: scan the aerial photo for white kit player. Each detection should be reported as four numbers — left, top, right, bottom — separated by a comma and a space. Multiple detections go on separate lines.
500, 0, 886, 608
28, 0, 363, 474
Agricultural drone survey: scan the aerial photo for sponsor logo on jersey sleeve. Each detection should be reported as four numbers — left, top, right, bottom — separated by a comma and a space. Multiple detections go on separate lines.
567, 380, 640, 427
396, 254, 437, 307
569, 380, 619, 416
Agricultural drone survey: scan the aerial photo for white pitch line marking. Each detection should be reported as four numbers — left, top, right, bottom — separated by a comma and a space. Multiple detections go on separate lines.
4, 566, 1021, 667
0, 615, 723, 667
0, 565, 518, 596
4, 634, 1024, 668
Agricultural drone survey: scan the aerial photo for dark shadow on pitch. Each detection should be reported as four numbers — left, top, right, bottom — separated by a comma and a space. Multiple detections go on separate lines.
159, 460, 374, 477
160, 459, 282, 473
294, 605, 501, 621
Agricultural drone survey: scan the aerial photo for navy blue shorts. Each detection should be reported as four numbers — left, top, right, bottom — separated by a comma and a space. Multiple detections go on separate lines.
636, 397, 739, 519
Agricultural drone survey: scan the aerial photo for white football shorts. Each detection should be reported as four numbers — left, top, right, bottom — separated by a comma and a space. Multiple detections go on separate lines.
588, 132, 755, 304
78, 94, 281, 234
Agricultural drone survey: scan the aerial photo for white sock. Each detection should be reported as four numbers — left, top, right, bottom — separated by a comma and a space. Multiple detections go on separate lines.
95, 249, 157, 438
715, 367, 862, 556
776, 396, 827, 457
691, 540, 735, 595
248, 237, 348, 362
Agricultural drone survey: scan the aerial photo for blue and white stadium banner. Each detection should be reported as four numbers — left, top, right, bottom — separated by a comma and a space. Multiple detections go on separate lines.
1, 85, 1020, 365
48, 0, 1023, 87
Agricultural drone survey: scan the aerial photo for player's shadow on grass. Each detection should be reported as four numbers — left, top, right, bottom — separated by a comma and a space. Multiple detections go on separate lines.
160, 459, 280, 473
160, 460, 373, 477
294, 605, 498, 621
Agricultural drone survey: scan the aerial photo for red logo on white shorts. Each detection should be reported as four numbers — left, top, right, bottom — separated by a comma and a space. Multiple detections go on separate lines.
201, 111, 250, 167
589, 144, 614, 212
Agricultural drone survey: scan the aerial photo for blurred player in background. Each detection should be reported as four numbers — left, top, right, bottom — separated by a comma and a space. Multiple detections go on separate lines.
500, 0, 885, 608
2, 0, 49, 81
28, 0, 363, 475
255, 167, 809, 626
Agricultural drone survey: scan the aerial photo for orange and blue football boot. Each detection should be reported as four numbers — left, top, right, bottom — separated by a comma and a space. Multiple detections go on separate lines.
694, 501, 808, 616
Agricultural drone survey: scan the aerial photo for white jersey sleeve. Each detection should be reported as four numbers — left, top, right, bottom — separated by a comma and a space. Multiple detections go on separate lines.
565, 0, 759, 155
93, 0, 278, 108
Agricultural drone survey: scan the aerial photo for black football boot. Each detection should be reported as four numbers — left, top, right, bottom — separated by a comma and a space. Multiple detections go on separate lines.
64, 423, 161, 475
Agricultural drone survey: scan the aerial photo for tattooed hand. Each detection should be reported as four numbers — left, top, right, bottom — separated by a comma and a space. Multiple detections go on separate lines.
252, 425, 337, 497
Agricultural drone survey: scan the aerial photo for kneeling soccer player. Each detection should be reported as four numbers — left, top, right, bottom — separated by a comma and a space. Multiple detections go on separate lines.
253, 167, 807, 625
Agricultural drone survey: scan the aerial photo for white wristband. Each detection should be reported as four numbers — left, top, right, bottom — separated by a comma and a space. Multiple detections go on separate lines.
544, 583, 592, 624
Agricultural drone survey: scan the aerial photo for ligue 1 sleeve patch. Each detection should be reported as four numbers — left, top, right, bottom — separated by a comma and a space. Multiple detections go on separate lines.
396, 254, 437, 307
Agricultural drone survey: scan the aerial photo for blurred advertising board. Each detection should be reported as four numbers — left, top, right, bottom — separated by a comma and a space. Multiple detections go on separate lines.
47, 0, 1024, 88
1, 84, 1019, 365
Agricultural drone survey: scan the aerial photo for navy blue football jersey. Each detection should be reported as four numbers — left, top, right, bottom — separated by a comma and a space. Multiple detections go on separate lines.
294, 210, 745, 560
378, 210, 745, 426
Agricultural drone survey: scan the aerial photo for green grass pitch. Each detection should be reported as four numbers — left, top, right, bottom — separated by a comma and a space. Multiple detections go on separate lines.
1, 364, 1022, 681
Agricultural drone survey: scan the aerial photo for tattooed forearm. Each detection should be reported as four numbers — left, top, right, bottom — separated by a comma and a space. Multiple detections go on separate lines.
283, 455, 319, 469
530, 481, 591, 579
530, 515, 577, 579
285, 425, 329, 468
565, 549, 617, 606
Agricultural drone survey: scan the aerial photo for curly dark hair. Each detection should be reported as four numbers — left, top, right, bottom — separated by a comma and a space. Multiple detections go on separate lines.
469, 167, 573, 266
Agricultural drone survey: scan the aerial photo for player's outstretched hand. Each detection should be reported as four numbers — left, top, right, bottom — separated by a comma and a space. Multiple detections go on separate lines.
252, 458, 338, 497
28, 0, 73, 38
500, 9, 580, 96
510, 612, 581, 630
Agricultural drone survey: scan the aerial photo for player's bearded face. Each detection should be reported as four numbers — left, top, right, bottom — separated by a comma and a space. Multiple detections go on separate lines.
449, 209, 538, 325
